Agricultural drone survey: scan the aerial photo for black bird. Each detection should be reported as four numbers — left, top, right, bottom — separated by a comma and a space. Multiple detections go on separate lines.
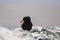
20, 16, 33, 31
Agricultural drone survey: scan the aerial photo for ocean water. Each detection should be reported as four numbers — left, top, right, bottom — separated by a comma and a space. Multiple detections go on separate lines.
0, 26, 60, 40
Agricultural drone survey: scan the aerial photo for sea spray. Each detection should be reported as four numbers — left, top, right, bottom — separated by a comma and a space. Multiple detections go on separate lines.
0, 26, 35, 40
0, 26, 59, 40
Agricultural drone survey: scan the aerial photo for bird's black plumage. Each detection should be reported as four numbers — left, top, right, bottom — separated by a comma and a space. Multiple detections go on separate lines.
21, 16, 33, 31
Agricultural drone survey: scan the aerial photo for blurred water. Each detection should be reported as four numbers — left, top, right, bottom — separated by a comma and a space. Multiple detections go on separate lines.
0, 26, 60, 40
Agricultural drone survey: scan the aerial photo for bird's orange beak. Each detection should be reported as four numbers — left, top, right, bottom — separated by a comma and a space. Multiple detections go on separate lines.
20, 19, 24, 23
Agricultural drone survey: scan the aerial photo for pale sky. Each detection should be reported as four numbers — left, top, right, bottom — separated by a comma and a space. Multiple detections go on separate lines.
0, 0, 60, 5
0, 0, 60, 29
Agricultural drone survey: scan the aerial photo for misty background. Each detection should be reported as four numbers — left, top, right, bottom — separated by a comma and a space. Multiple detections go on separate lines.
0, 0, 60, 29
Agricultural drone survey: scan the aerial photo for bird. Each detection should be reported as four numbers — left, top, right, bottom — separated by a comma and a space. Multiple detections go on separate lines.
20, 16, 33, 31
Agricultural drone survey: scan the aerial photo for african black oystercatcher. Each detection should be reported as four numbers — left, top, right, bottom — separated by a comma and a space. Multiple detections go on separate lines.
20, 16, 33, 31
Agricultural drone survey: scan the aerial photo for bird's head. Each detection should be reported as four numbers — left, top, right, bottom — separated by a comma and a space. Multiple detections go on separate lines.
20, 16, 31, 23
